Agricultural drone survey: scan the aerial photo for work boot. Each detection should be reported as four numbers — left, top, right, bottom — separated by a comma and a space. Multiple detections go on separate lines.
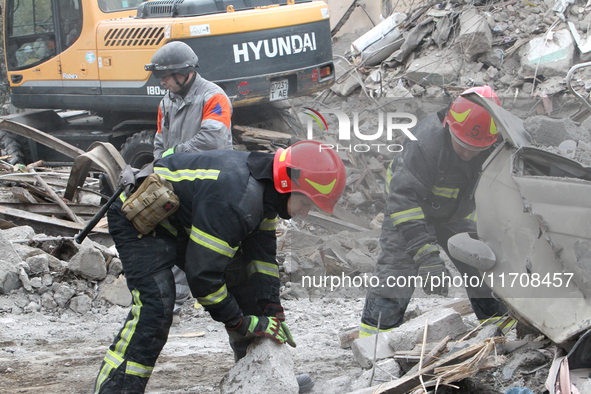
296, 374, 314, 393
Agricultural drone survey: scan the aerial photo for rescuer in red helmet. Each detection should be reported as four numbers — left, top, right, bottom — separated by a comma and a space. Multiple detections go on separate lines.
93, 141, 345, 393
360, 86, 510, 338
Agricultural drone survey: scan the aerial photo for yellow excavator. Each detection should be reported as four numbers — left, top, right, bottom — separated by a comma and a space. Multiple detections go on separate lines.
1, 0, 334, 167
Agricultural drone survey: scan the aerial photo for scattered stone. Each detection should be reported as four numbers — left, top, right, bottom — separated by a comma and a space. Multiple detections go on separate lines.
406, 52, 463, 85
317, 376, 352, 394
388, 308, 467, 352
331, 61, 361, 97
425, 86, 445, 98
41, 292, 57, 309
13, 244, 44, 261
29, 277, 42, 289
18, 267, 32, 291
24, 301, 40, 313
1, 226, 35, 241
524, 115, 589, 146
54, 284, 76, 308
26, 254, 50, 274
0, 260, 21, 294
100, 275, 132, 307
339, 327, 360, 349
457, 9, 493, 58
68, 247, 107, 281
501, 349, 547, 380
385, 84, 412, 98
351, 331, 396, 368
410, 84, 425, 97
69, 294, 92, 314
0, 233, 23, 266
220, 338, 299, 394
42, 273, 52, 287
107, 258, 123, 276
348, 192, 367, 207
519, 29, 575, 78
351, 358, 401, 391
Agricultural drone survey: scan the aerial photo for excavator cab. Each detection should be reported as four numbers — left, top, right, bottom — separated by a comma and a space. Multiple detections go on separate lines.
5, 0, 81, 72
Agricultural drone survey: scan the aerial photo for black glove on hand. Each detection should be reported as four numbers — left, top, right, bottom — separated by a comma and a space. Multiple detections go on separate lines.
417, 253, 450, 296
226, 315, 290, 345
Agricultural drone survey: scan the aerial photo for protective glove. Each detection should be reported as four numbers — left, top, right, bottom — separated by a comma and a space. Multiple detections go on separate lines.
263, 303, 286, 321
162, 146, 176, 157
417, 253, 450, 296
280, 321, 297, 348
226, 315, 291, 345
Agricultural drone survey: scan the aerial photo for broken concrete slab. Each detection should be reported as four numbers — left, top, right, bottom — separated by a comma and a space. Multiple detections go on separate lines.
351, 331, 396, 368
519, 29, 575, 78
388, 307, 468, 352
457, 9, 493, 58
220, 338, 299, 394
0, 233, 24, 266
524, 115, 590, 146
331, 60, 362, 97
25, 254, 50, 274
68, 247, 107, 281
351, 358, 401, 391
406, 52, 463, 86
41, 292, 57, 309
100, 275, 132, 307
0, 260, 21, 294
53, 284, 76, 308
69, 294, 92, 314
1, 226, 35, 241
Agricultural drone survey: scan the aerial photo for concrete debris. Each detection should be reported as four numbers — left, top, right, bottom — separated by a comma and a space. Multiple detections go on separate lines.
519, 29, 575, 78
68, 247, 107, 281
351, 330, 397, 368
457, 9, 493, 59
100, 275, 132, 307
220, 338, 299, 394
69, 294, 92, 314
388, 307, 467, 352
350, 359, 401, 391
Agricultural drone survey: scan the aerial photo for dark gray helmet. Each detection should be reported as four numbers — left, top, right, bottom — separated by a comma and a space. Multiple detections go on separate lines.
145, 41, 199, 78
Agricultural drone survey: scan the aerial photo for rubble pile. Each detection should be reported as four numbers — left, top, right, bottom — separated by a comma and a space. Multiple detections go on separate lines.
329, 0, 591, 118
0, 225, 131, 316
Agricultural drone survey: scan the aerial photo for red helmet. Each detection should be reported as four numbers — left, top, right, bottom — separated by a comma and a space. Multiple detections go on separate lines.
443, 86, 501, 151
273, 140, 346, 214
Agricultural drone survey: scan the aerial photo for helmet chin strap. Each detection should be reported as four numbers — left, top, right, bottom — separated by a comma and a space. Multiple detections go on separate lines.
172, 73, 190, 89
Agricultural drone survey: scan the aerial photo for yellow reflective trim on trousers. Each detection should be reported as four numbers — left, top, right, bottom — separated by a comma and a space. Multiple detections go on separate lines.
190, 226, 237, 258
114, 289, 142, 356
259, 217, 278, 231
431, 185, 459, 199
159, 219, 178, 236
126, 361, 154, 378
359, 322, 393, 338
414, 243, 439, 262
465, 211, 477, 222
247, 260, 280, 278
198, 284, 228, 306
154, 166, 220, 182
94, 349, 125, 393
390, 207, 424, 226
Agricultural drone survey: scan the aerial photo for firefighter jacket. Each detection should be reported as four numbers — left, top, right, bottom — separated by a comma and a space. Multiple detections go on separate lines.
154, 73, 233, 159
154, 150, 285, 325
384, 111, 492, 263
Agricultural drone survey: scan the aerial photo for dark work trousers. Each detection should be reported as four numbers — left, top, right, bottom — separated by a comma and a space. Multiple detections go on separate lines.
93, 200, 180, 394
224, 256, 264, 362
361, 219, 507, 331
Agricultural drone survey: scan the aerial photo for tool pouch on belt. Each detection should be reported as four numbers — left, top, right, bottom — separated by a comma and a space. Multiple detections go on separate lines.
121, 173, 179, 234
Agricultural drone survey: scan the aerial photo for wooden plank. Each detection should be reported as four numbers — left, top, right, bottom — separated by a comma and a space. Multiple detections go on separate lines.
233, 125, 292, 144
0, 205, 109, 235
11, 187, 40, 203
0, 202, 100, 216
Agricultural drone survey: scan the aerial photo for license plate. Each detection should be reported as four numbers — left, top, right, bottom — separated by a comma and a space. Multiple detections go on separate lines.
270, 79, 288, 101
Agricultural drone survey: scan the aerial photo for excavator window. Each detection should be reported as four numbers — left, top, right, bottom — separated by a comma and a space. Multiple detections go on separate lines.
98, 0, 144, 13
5, 0, 57, 70
57, 0, 82, 48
